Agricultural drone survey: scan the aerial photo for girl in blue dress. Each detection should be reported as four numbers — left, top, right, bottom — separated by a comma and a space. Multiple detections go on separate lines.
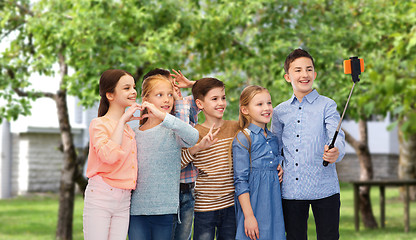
232, 85, 286, 240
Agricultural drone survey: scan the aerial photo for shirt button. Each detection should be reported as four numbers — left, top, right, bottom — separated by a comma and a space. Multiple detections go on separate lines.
270, 151, 272, 154
295, 163, 298, 166
297, 135, 299, 137
296, 149, 299, 152
299, 107, 302, 110
270, 161, 273, 164
296, 178, 299, 180
297, 120, 300, 123
266, 142, 269, 144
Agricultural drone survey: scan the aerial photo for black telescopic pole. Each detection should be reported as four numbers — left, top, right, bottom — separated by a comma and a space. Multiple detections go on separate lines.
323, 56, 362, 167
323, 83, 356, 166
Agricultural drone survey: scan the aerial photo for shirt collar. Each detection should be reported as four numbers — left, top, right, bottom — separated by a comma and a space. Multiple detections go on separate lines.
290, 89, 320, 104
247, 123, 271, 136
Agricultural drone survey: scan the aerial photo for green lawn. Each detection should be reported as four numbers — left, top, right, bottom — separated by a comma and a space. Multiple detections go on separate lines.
0, 182, 415, 239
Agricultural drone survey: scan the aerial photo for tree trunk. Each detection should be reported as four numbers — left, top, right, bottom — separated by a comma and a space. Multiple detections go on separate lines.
343, 119, 378, 228
55, 53, 77, 240
398, 120, 416, 200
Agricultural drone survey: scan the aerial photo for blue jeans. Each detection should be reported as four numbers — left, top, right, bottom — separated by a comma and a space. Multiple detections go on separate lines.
128, 214, 175, 240
193, 206, 236, 240
172, 188, 195, 240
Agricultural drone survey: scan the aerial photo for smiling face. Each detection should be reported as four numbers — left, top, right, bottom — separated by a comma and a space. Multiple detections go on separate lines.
196, 87, 226, 120
284, 57, 317, 101
143, 79, 174, 113
241, 90, 273, 128
106, 74, 137, 108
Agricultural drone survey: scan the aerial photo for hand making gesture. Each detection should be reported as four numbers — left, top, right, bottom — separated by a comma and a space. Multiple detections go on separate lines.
189, 123, 220, 155
171, 69, 195, 89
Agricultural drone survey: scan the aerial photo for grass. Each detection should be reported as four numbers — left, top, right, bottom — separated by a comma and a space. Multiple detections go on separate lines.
0, 182, 416, 239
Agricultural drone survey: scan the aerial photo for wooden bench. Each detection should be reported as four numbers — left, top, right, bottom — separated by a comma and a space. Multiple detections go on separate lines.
350, 179, 416, 232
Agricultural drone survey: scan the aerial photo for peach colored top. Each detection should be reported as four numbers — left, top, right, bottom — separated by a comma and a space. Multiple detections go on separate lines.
86, 116, 138, 190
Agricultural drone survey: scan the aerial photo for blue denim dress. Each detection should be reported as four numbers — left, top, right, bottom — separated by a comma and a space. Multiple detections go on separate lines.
233, 124, 286, 240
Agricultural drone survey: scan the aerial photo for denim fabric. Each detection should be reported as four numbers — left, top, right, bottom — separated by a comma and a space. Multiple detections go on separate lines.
128, 214, 175, 240
172, 189, 195, 240
83, 175, 131, 240
193, 206, 236, 240
233, 124, 286, 240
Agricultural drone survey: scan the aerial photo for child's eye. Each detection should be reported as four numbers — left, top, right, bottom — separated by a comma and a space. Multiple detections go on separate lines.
222, 96, 226, 100
168, 94, 173, 97
212, 97, 217, 101
268, 101, 272, 105
156, 93, 162, 97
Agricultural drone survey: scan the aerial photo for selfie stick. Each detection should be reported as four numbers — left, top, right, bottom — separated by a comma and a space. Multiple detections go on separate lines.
323, 57, 364, 167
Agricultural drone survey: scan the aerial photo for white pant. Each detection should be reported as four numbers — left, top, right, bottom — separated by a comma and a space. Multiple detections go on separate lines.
83, 175, 132, 240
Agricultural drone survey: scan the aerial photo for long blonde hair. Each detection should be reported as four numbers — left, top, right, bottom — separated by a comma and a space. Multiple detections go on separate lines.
140, 74, 174, 125
229, 85, 269, 168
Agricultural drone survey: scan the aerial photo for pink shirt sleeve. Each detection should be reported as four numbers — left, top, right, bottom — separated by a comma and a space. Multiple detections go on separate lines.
89, 119, 125, 165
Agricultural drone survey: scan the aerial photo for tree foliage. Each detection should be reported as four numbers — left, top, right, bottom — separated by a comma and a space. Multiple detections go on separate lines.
1, 0, 416, 237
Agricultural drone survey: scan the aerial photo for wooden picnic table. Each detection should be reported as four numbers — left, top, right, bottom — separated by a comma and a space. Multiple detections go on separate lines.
350, 179, 416, 232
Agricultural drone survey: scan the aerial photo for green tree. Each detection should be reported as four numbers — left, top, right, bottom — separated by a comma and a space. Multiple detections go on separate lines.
0, 0, 198, 239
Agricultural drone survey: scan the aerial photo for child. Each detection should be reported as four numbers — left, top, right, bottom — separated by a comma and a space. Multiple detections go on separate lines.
128, 74, 199, 240
271, 48, 346, 240
83, 69, 142, 240
142, 68, 198, 240
181, 77, 240, 240
233, 85, 286, 240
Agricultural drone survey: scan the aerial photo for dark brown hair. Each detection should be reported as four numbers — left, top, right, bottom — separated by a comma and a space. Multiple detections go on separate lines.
284, 48, 315, 73
143, 68, 170, 81
98, 69, 134, 117
191, 77, 225, 101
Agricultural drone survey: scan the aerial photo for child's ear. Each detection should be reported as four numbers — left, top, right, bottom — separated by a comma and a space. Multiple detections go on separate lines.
195, 99, 204, 110
241, 106, 249, 115
284, 73, 291, 83
106, 92, 114, 101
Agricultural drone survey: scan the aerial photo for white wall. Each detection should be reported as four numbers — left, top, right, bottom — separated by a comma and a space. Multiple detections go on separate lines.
341, 114, 399, 155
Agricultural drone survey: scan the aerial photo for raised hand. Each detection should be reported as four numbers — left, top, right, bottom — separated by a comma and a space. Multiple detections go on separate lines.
120, 103, 144, 123
172, 84, 183, 100
189, 124, 220, 155
141, 101, 166, 121
171, 69, 195, 88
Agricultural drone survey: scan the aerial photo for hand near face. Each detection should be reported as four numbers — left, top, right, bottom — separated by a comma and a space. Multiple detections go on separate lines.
141, 101, 166, 121
120, 103, 145, 123
171, 69, 195, 89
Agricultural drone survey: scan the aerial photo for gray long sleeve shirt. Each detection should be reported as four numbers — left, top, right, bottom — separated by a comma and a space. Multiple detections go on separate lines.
130, 114, 199, 215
